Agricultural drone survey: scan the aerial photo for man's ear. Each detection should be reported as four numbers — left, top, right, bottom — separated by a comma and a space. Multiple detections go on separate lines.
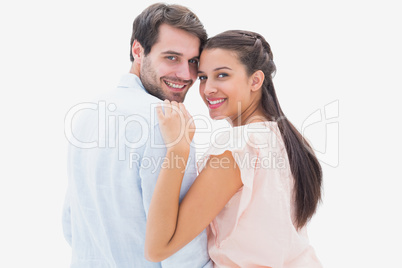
132, 40, 144, 63
250, 70, 265, 92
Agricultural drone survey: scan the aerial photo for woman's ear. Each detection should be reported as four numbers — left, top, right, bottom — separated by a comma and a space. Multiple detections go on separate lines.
132, 40, 144, 63
250, 70, 265, 92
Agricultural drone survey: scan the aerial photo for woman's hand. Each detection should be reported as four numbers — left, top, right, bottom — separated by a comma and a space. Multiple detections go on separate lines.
156, 100, 195, 149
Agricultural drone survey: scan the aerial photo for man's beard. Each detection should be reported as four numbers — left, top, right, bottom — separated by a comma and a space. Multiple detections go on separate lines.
140, 56, 191, 102
140, 56, 167, 101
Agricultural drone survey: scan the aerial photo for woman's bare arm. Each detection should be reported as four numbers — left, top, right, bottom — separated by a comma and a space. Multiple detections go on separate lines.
145, 101, 243, 262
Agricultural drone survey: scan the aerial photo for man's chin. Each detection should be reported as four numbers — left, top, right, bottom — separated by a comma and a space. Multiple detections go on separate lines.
169, 96, 185, 103
165, 92, 186, 103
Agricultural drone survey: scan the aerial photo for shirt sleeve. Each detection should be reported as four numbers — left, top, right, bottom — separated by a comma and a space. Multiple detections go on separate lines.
62, 145, 74, 247
139, 124, 211, 268
61, 177, 72, 246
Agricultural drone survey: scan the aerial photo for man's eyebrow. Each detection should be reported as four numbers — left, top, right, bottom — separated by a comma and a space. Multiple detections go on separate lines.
161, 51, 199, 60
161, 51, 183, 56
198, 66, 232, 74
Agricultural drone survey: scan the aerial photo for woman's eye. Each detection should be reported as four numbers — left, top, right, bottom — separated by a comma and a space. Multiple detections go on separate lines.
218, 73, 228, 78
198, 76, 207, 81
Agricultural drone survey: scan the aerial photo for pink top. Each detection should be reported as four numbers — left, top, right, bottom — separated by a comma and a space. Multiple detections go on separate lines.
197, 121, 322, 268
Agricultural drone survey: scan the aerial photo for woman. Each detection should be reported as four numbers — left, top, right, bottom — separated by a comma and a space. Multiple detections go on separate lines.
145, 30, 323, 267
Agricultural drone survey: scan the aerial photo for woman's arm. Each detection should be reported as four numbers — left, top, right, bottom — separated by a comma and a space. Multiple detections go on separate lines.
145, 101, 243, 262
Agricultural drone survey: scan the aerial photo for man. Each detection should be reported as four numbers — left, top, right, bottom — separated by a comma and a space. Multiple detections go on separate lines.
62, 3, 211, 267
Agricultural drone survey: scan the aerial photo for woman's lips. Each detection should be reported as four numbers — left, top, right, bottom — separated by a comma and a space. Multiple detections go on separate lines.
206, 98, 226, 109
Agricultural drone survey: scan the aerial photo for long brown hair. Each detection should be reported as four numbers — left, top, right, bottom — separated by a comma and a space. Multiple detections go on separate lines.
204, 30, 322, 229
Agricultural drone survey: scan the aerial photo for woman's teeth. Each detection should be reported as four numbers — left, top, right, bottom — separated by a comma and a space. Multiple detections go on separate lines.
208, 99, 225, 105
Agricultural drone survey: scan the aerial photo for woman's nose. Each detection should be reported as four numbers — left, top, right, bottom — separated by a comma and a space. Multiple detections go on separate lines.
202, 81, 217, 95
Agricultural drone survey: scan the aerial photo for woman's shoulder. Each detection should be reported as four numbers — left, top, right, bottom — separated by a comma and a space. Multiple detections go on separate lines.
197, 121, 286, 172
212, 121, 284, 151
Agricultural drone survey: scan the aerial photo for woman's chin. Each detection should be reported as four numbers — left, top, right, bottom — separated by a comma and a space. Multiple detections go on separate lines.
209, 112, 228, 121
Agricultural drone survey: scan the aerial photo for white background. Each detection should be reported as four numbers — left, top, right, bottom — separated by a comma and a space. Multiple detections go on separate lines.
1, 0, 401, 267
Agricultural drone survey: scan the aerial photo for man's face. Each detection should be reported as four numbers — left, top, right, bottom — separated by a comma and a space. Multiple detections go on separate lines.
139, 24, 201, 102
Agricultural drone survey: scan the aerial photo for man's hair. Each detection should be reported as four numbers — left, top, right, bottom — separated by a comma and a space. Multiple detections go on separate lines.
130, 3, 207, 62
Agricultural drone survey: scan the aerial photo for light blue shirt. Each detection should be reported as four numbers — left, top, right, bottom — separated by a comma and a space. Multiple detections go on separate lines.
62, 74, 211, 268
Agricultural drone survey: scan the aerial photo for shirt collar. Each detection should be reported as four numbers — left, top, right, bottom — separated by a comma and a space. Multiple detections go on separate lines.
117, 73, 145, 91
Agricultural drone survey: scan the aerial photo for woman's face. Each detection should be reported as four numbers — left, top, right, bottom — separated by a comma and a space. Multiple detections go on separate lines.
198, 48, 262, 125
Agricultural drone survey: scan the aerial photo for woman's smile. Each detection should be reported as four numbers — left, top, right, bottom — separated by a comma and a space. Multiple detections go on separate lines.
206, 97, 227, 109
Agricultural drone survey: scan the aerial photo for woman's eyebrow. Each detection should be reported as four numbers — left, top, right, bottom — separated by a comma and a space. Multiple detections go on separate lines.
198, 66, 232, 74
213, 67, 232, 71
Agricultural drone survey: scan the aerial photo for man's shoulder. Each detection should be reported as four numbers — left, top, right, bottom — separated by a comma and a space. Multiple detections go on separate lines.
98, 77, 160, 121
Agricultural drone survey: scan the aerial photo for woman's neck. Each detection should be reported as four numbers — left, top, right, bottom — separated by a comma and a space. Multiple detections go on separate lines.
228, 102, 269, 127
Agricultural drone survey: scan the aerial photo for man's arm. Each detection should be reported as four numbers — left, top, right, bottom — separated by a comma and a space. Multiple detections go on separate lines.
61, 187, 72, 246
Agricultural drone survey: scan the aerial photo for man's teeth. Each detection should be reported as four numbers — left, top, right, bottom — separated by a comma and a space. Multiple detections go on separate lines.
165, 81, 185, 89
208, 99, 225, 105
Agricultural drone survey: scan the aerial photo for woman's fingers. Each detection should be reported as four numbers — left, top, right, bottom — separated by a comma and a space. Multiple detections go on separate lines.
163, 100, 182, 118
178, 103, 190, 121
156, 103, 164, 121
160, 101, 191, 120
179, 103, 195, 142
178, 103, 186, 125
170, 101, 179, 109
178, 103, 185, 116
163, 99, 171, 117
157, 100, 195, 145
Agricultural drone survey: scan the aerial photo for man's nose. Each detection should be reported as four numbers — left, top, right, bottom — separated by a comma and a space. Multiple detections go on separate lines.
175, 62, 192, 81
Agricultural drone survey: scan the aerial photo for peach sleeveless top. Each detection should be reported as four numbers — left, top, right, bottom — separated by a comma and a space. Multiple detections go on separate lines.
197, 121, 322, 268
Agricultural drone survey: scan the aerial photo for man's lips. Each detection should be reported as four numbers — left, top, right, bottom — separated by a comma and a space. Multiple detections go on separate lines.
163, 80, 188, 92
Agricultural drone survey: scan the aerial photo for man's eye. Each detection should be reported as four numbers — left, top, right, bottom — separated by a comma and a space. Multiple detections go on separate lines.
189, 59, 199, 65
167, 56, 177, 61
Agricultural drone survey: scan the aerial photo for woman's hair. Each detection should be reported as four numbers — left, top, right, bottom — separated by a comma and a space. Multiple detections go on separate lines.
204, 30, 322, 229
130, 3, 207, 62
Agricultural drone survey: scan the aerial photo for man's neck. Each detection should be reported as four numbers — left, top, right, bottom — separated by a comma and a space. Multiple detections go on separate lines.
129, 62, 140, 76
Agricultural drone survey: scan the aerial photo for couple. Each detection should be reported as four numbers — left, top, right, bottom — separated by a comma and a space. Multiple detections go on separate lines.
62, 3, 322, 268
